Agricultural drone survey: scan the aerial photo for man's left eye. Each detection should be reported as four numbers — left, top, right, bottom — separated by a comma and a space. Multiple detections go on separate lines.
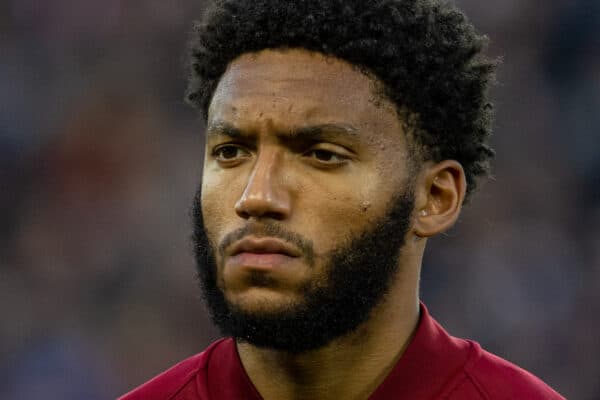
305, 149, 347, 164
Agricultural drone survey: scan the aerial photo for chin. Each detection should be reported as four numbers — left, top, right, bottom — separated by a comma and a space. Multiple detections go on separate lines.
226, 288, 303, 315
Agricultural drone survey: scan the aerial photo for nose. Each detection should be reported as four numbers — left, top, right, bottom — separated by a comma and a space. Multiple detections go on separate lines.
235, 149, 291, 220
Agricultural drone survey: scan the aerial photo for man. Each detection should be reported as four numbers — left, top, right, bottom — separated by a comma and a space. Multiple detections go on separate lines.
120, 0, 565, 399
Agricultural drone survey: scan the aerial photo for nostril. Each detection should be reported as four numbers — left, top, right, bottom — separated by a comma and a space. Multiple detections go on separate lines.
235, 187, 291, 220
235, 202, 287, 221
237, 210, 251, 219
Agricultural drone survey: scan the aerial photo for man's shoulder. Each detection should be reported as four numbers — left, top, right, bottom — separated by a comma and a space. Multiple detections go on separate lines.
456, 342, 565, 400
117, 338, 229, 400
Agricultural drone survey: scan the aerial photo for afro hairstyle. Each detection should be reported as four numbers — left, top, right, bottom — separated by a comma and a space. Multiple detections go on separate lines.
185, 0, 497, 197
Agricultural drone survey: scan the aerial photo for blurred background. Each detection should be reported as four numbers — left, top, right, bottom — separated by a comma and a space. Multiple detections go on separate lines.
0, 0, 598, 398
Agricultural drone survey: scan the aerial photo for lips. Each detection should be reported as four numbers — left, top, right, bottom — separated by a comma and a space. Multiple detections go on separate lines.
226, 237, 301, 270
229, 237, 301, 258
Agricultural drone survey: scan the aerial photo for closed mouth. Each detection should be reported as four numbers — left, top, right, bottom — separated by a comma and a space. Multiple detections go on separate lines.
229, 237, 301, 257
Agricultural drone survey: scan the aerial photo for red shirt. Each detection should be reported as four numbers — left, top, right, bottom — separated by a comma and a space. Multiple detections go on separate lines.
119, 304, 565, 399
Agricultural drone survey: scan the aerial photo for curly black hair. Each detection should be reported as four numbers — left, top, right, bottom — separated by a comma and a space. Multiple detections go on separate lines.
185, 0, 497, 197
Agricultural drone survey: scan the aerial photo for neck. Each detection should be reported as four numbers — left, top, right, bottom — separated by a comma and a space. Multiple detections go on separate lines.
237, 258, 421, 400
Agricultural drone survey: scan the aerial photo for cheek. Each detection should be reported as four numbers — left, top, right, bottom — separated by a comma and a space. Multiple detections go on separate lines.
200, 173, 241, 240
298, 174, 391, 255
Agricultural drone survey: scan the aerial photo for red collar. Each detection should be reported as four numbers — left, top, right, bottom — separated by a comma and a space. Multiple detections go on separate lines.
368, 302, 473, 398
205, 303, 475, 399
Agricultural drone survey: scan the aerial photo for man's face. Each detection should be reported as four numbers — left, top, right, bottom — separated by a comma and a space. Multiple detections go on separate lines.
194, 49, 416, 351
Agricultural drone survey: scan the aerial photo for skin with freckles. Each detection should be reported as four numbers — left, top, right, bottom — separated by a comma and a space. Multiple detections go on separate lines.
199, 49, 466, 400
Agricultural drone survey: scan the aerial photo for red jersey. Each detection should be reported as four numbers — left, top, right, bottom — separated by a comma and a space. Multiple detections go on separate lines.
119, 304, 565, 399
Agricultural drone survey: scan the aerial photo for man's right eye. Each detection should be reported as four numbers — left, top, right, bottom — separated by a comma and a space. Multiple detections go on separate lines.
212, 145, 250, 163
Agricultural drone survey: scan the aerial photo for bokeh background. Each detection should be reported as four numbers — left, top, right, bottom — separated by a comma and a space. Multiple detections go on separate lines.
1, 0, 598, 398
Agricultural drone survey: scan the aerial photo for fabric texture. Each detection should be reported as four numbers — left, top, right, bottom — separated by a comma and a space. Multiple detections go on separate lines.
118, 304, 565, 400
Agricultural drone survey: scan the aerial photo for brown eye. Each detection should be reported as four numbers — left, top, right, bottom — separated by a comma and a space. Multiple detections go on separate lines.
218, 146, 239, 159
213, 145, 250, 163
313, 150, 335, 161
306, 149, 347, 165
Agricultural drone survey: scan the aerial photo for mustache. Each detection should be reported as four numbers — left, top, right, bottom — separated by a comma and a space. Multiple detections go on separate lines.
218, 222, 315, 265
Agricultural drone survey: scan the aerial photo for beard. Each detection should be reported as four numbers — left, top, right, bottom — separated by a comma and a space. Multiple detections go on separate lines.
192, 189, 414, 353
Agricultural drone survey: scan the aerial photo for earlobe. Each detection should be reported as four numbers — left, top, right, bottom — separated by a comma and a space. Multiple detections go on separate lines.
413, 160, 466, 238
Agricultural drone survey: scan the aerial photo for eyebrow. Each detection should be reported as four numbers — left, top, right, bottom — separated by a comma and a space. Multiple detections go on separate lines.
290, 123, 358, 139
206, 122, 245, 139
206, 121, 358, 140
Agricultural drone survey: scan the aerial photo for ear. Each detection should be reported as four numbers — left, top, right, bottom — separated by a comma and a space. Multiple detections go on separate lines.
413, 160, 466, 238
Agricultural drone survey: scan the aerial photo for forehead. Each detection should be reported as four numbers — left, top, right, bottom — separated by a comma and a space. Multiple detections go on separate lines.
208, 49, 399, 133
